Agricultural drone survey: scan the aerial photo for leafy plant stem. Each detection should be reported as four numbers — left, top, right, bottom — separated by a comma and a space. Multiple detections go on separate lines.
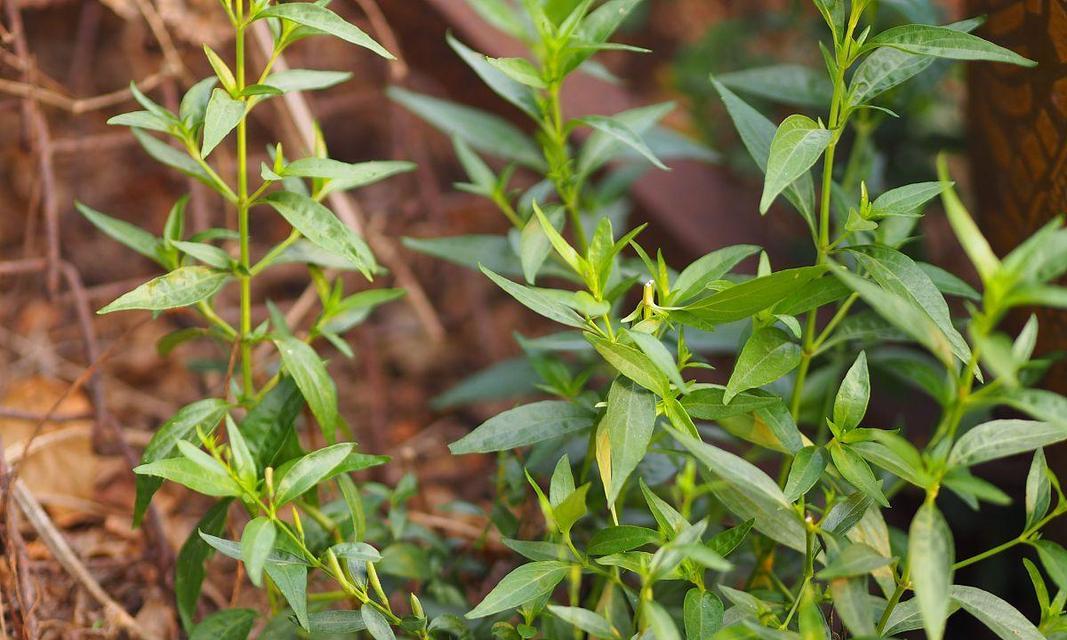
544, 77, 587, 251
876, 563, 911, 635
234, 9, 255, 397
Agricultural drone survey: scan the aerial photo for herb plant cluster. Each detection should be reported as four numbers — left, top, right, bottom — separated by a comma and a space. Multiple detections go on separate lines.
78, 0, 1067, 638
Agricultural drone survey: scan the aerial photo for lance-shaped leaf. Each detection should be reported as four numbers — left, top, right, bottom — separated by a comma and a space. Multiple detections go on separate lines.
760, 115, 831, 214
849, 17, 982, 104
950, 585, 1043, 640
717, 64, 832, 108
831, 262, 955, 366
576, 114, 668, 170
274, 442, 354, 505
100, 266, 230, 314
274, 335, 339, 442
466, 561, 571, 618
670, 244, 761, 305
447, 34, 539, 118
577, 102, 674, 178
948, 419, 1067, 467
202, 89, 245, 157
909, 502, 954, 640
388, 87, 544, 169
713, 79, 815, 226
176, 500, 231, 631
256, 3, 394, 58
867, 24, 1036, 67
725, 327, 801, 403
450, 400, 594, 454
263, 191, 376, 278
678, 266, 824, 326
189, 608, 256, 640
133, 399, 229, 526
870, 182, 946, 218
784, 445, 828, 502
669, 426, 805, 551
845, 245, 971, 365
135, 442, 242, 498
132, 129, 214, 186
830, 442, 889, 507
937, 156, 1000, 283
547, 606, 617, 639
263, 69, 352, 93
240, 517, 276, 587
76, 202, 163, 265
833, 351, 869, 432
481, 266, 586, 328
602, 378, 656, 504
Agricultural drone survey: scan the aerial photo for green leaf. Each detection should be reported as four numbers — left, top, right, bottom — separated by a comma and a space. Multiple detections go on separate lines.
681, 385, 778, 420
671, 245, 761, 305
784, 445, 827, 502
108, 110, 173, 132
627, 330, 685, 391
683, 588, 724, 639
520, 205, 564, 284
725, 327, 801, 403
449, 34, 540, 117
133, 399, 229, 527
547, 606, 616, 639
134, 444, 242, 498
669, 427, 805, 551
265, 561, 309, 629
307, 611, 366, 634
643, 600, 681, 640
172, 240, 232, 269
274, 442, 354, 505
867, 24, 1036, 67
833, 352, 869, 432
816, 543, 891, 580
950, 585, 1043, 640
870, 182, 945, 218
466, 561, 571, 618
449, 400, 594, 454
176, 499, 231, 631
909, 502, 954, 640
132, 129, 212, 185
602, 377, 656, 504
76, 202, 162, 265
830, 441, 888, 507
263, 69, 352, 92
829, 577, 875, 637
577, 102, 674, 179
361, 606, 395, 640
588, 335, 670, 395
256, 3, 394, 59
948, 419, 1067, 467
1025, 449, 1051, 530
845, 245, 971, 365
678, 266, 824, 327
576, 114, 668, 170
587, 525, 659, 555
388, 87, 544, 169
274, 335, 339, 441
1034, 540, 1067, 592
180, 77, 218, 127
717, 64, 832, 108
239, 377, 303, 466
830, 262, 955, 366
190, 608, 256, 640
481, 266, 586, 328
464, 0, 525, 37
797, 584, 825, 640
848, 18, 981, 104
937, 156, 1000, 284
202, 89, 245, 157
99, 266, 229, 314
759, 115, 831, 214
240, 517, 276, 587
712, 79, 815, 226
280, 158, 415, 195
263, 191, 376, 277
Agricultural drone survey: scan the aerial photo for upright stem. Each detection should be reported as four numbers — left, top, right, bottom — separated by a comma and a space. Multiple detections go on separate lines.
235, 7, 254, 397
544, 75, 587, 252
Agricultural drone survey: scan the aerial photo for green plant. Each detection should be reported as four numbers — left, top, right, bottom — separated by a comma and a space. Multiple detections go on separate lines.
73, 1, 455, 637
404, 1, 1067, 639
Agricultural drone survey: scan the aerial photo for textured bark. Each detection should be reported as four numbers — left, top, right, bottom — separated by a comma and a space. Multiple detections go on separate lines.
968, 0, 1067, 369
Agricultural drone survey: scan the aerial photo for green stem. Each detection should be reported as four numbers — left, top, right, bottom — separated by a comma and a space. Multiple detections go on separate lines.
234, 15, 255, 398
876, 564, 910, 635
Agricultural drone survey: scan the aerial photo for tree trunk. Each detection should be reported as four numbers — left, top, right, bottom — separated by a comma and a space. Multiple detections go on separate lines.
967, 0, 1067, 361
